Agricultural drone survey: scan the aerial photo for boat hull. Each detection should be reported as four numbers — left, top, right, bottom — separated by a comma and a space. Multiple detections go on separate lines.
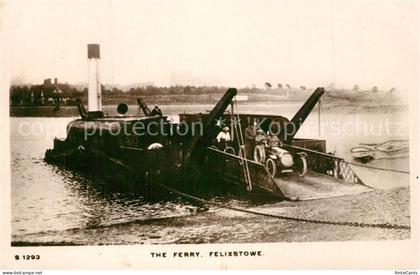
351, 140, 409, 163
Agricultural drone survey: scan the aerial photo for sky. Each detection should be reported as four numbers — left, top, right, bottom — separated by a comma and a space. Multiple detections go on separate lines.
1, 0, 419, 90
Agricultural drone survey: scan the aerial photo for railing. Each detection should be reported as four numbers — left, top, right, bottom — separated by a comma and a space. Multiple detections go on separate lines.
205, 147, 286, 198
204, 144, 366, 199
283, 144, 365, 185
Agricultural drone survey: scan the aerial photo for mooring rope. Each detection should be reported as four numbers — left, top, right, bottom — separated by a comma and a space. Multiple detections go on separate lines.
152, 182, 410, 230
345, 161, 410, 174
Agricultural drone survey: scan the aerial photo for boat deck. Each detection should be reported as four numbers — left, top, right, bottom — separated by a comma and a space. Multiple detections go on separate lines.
273, 171, 373, 200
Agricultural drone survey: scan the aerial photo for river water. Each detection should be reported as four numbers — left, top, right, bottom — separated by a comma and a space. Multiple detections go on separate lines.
10, 103, 411, 245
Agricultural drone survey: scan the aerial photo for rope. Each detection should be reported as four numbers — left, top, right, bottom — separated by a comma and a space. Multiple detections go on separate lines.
319, 97, 337, 154
152, 182, 410, 231
345, 161, 410, 174
233, 99, 253, 191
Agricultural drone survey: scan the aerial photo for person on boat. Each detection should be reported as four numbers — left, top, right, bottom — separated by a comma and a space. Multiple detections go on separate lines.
151, 105, 163, 116
244, 121, 257, 158
216, 126, 231, 150
266, 131, 283, 154
253, 129, 267, 163
255, 129, 267, 145
216, 126, 231, 142
267, 131, 281, 147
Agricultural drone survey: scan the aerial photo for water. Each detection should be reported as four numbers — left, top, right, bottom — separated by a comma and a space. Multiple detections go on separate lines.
10, 104, 411, 245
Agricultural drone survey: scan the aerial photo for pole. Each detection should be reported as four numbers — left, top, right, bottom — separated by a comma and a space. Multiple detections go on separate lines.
87, 44, 101, 112
231, 101, 235, 142
318, 101, 321, 137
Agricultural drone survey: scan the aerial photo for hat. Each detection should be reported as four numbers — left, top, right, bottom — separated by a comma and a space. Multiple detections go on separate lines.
222, 126, 229, 131
257, 129, 264, 133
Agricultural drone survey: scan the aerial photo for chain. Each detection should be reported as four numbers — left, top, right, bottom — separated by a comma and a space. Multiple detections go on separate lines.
153, 182, 410, 231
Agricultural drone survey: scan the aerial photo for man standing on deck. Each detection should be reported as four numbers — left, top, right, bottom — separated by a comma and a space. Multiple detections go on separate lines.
216, 126, 231, 150
244, 121, 257, 159
151, 105, 163, 116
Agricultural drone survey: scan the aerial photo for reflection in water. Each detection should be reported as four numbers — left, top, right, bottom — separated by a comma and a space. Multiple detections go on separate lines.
11, 117, 198, 236
10, 104, 411, 245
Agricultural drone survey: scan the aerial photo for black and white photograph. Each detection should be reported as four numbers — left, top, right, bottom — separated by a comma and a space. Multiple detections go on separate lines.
1, 0, 419, 270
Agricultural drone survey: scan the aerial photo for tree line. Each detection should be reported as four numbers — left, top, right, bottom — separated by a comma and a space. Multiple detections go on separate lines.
10, 82, 396, 106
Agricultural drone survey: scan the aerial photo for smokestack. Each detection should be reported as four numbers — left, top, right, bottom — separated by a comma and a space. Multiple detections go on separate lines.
87, 44, 101, 112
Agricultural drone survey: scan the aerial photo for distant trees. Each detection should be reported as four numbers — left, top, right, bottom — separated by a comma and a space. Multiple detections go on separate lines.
9, 81, 396, 106
123, 85, 227, 96
327, 83, 335, 90
10, 83, 241, 105
10, 86, 23, 105
102, 84, 124, 96
9, 83, 84, 106
9, 85, 30, 105
353, 85, 359, 92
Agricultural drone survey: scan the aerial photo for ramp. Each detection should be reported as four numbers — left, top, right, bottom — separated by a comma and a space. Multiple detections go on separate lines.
273, 171, 373, 201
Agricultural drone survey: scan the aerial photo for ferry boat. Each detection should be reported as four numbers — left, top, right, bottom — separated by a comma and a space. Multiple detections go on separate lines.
45, 44, 372, 201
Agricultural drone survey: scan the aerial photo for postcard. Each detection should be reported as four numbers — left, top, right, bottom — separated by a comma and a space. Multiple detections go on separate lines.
1, 0, 419, 270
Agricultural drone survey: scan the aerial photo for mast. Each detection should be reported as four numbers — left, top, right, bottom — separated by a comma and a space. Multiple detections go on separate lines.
318, 98, 321, 137
75, 98, 89, 120
182, 88, 237, 164
285, 87, 325, 144
136, 98, 152, 116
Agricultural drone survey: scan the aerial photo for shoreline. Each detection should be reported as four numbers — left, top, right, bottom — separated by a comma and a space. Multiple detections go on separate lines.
9, 101, 408, 117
